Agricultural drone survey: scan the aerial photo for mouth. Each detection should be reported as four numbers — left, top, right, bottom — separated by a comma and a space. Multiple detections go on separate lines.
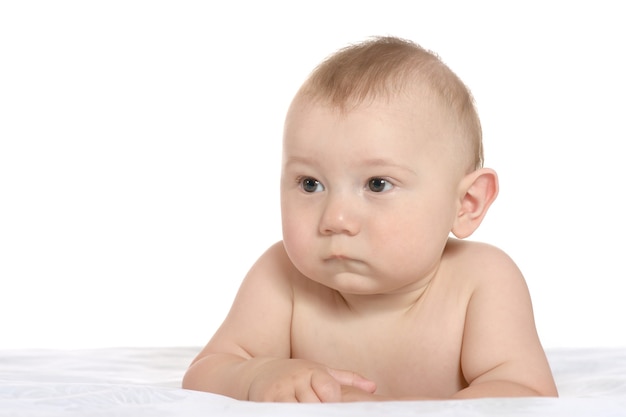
328, 254, 349, 260
324, 253, 361, 263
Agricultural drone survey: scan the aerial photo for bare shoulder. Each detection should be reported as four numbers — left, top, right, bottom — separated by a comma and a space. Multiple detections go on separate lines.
247, 240, 299, 284
446, 239, 558, 397
196, 241, 297, 360
443, 238, 523, 286
444, 238, 531, 322
444, 238, 531, 318
223, 241, 296, 307
444, 238, 517, 264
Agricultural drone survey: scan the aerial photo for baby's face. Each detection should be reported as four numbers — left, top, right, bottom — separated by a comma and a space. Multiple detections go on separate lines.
280, 93, 468, 296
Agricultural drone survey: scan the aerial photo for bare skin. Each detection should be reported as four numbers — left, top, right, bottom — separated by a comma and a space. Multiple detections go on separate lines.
183, 93, 558, 402
183, 240, 557, 401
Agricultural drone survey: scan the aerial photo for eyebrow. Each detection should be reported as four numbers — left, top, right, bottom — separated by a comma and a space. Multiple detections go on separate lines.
284, 155, 315, 166
285, 155, 417, 175
360, 158, 417, 174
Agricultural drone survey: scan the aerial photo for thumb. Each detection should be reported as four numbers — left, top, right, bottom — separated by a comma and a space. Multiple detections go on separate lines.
326, 367, 377, 393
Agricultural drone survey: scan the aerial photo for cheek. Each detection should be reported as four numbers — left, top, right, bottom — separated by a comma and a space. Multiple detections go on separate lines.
373, 200, 454, 254
281, 215, 304, 247
281, 202, 313, 261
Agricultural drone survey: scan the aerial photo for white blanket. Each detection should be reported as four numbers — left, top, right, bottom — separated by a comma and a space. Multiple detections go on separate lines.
1, 347, 626, 416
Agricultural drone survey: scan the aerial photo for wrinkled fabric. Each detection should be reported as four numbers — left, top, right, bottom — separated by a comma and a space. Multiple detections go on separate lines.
1, 347, 625, 417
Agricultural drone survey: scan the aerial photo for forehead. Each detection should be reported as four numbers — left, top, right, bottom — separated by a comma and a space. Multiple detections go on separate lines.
284, 91, 458, 157
282, 92, 474, 179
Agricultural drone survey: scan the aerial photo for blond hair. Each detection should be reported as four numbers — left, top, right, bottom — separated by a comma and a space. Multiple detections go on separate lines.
296, 36, 483, 170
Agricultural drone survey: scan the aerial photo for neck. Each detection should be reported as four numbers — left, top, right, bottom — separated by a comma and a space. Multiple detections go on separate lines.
336, 282, 431, 316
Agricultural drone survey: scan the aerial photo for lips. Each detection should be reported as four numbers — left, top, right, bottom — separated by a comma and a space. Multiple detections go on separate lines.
324, 253, 364, 264
322, 243, 364, 263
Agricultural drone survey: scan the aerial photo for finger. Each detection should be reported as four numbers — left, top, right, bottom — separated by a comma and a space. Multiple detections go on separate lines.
272, 390, 298, 403
291, 373, 323, 403
341, 385, 376, 402
326, 368, 377, 393
310, 369, 342, 402
251, 381, 298, 403
295, 391, 321, 403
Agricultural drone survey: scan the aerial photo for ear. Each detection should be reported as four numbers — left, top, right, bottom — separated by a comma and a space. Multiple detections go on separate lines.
451, 168, 499, 239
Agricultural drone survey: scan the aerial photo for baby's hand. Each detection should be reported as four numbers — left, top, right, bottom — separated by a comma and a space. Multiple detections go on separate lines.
340, 384, 388, 402
247, 358, 376, 402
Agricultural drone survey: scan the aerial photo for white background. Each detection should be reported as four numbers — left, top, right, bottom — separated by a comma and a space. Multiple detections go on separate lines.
1, 1, 624, 350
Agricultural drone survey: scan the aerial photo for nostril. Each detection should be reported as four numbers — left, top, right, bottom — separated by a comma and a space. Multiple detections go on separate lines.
318, 194, 361, 236
319, 212, 359, 236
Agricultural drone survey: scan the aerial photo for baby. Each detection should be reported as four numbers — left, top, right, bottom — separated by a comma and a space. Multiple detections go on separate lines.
183, 36, 558, 402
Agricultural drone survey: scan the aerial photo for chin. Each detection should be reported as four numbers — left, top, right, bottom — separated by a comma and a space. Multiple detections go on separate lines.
323, 272, 382, 295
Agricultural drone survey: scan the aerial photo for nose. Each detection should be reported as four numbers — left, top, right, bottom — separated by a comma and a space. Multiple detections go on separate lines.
319, 193, 360, 236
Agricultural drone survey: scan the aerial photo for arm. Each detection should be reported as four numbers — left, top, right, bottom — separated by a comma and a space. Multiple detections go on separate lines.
182, 242, 293, 398
182, 242, 375, 402
453, 244, 558, 399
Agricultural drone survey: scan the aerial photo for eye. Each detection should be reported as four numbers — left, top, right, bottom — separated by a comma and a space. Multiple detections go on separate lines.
367, 177, 393, 193
299, 177, 325, 193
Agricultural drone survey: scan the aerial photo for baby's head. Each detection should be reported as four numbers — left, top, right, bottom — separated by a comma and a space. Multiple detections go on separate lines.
280, 37, 498, 295
288, 36, 483, 173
